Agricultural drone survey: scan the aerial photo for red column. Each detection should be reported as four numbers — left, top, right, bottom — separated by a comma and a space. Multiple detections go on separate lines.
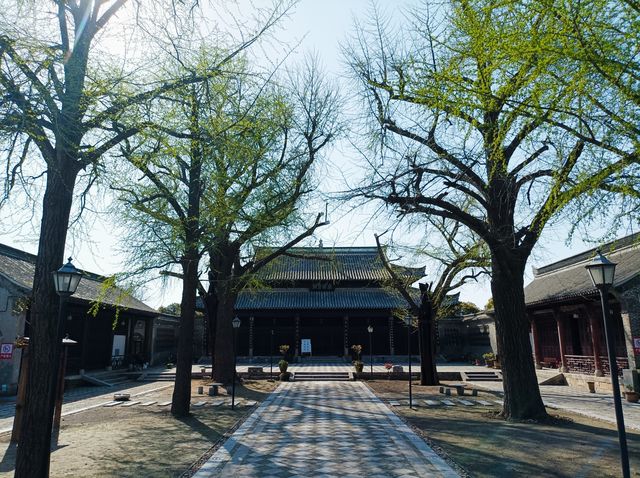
589, 315, 604, 376
530, 317, 542, 369
554, 312, 568, 372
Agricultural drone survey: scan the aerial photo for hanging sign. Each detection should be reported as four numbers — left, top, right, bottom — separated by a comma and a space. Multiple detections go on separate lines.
0, 343, 14, 360
633, 337, 640, 356
301, 339, 312, 354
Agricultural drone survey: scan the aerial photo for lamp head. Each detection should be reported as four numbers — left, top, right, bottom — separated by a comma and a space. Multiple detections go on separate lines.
367, 325, 373, 333
232, 316, 241, 329
52, 257, 82, 297
585, 249, 616, 288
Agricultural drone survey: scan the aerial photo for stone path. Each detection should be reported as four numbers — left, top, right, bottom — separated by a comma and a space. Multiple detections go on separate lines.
469, 381, 640, 430
194, 381, 458, 478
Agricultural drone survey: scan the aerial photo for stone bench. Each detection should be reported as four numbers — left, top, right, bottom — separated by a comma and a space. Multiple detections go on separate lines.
439, 384, 477, 396
247, 367, 264, 374
208, 383, 224, 396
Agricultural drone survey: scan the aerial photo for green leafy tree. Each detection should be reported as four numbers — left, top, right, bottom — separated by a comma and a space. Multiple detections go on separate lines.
0, 0, 296, 465
375, 219, 488, 385
346, 0, 640, 419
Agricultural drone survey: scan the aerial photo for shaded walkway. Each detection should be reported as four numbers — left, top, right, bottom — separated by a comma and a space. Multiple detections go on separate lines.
193, 381, 458, 478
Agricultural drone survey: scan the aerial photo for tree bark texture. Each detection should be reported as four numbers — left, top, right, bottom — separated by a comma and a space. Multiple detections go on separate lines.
491, 251, 547, 420
170, 253, 198, 417
418, 286, 439, 386
15, 164, 79, 478
212, 291, 237, 384
203, 287, 218, 380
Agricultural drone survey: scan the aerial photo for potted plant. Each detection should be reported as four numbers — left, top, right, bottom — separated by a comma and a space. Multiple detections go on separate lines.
482, 352, 495, 368
351, 344, 364, 373
625, 385, 639, 403
278, 359, 291, 381
278, 345, 291, 381
384, 363, 393, 378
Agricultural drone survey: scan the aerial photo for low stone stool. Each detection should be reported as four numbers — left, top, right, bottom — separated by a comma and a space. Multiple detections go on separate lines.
208, 383, 223, 396
248, 367, 263, 374
392, 365, 404, 373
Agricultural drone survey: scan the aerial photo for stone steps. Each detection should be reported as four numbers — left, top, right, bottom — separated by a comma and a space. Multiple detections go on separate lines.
293, 371, 350, 381
461, 370, 503, 382
137, 373, 176, 382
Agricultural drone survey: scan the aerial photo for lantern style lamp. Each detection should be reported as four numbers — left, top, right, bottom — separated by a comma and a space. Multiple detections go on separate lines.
52, 258, 82, 297
231, 316, 241, 409
585, 249, 629, 478
585, 250, 616, 289
367, 325, 374, 375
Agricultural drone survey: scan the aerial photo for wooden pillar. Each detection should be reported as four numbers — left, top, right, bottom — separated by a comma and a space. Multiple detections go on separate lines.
343, 316, 349, 357
583, 306, 604, 376
11, 345, 29, 443
248, 316, 254, 359
388, 316, 395, 356
294, 315, 300, 358
529, 316, 542, 369
553, 310, 568, 372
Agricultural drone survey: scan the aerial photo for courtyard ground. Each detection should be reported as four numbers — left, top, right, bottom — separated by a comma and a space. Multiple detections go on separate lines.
0, 380, 277, 478
368, 380, 640, 478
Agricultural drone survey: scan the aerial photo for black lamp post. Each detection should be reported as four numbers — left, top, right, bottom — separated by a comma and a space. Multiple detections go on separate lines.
367, 325, 374, 376
585, 250, 629, 478
405, 315, 413, 408
231, 316, 241, 410
51, 258, 82, 449
270, 329, 274, 380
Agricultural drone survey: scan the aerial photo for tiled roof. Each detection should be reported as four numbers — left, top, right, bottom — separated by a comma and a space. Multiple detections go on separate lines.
524, 233, 640, 306
255, 247, 425, 282
0, 243, 157, 315
236, 288, 417, 310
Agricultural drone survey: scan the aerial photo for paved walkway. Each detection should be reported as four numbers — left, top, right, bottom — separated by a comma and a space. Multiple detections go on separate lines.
194, 381, 458, 478
468, 381, 640, 430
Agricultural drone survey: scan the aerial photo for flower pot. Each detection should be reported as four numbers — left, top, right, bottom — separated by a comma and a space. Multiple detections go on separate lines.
279, 372, 291, 382
625, 391, 639, 403
354, 363, 364, 373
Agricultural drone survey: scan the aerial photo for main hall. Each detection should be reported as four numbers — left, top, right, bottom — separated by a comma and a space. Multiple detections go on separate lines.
232, 246, 424, 360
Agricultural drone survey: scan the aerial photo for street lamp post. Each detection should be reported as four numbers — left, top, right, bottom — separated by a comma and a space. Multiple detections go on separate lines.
367, 325, 374, 376
270, 329, 274, 380
405, 316, 413, 408
231, 316, 241, 410
585, 250, 629, 478
50, 258, 82, 450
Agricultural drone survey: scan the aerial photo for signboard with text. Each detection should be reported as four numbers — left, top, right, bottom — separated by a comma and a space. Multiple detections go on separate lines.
0, 343, 13, 360
633, 337, 640, 356
301, 339, 312, 355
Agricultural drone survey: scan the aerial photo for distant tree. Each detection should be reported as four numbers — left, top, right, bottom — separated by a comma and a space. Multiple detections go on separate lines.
347, 0, 640, 419
485, 298, 494, 311
453, 301, 481, 316
158, 303, 181, 316
375, 219, 488, 385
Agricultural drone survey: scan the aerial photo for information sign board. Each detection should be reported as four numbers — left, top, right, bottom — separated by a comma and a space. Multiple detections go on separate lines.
301, 339, 312, 354
0, 343, 14, 360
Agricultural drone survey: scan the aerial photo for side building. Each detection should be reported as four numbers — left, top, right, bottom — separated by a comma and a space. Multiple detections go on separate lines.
0, 243, 160, 394
232, 246, 427, 360
524, 233, 640, 390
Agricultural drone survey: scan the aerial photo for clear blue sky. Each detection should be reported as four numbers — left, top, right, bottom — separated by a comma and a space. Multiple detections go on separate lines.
0, 0, 606, 309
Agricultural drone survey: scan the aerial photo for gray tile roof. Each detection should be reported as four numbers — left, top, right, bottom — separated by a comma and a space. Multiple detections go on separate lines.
524, 233, 640, 306
0, 243, 157, 315
255, 247, 425, 282
236, 287, 416, 310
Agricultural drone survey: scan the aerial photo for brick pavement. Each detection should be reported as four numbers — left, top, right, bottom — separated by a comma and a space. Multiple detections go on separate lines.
468, 381, 640, 430
193, 381, 459, 478
0, 381, 172, 434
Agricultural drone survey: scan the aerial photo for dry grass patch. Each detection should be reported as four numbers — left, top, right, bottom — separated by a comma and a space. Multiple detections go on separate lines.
367, 380, 640, 478
0, 379, 278, 478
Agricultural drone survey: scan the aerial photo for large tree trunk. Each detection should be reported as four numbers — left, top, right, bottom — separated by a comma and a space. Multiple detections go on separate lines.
170, 253, 198, 417
203, 287, 218, 380
212, 289, 237, 384
15, 163, 79, 478
418, 286, 439, 385
491, 250, 547, 420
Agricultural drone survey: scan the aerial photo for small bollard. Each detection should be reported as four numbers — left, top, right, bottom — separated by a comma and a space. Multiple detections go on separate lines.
444, 388, 451, 396
197, 386, 204, 394
208, 384, 221, 396
200, 367, 206, 378
439, 386, 445, 394
471, 389, 478, 397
